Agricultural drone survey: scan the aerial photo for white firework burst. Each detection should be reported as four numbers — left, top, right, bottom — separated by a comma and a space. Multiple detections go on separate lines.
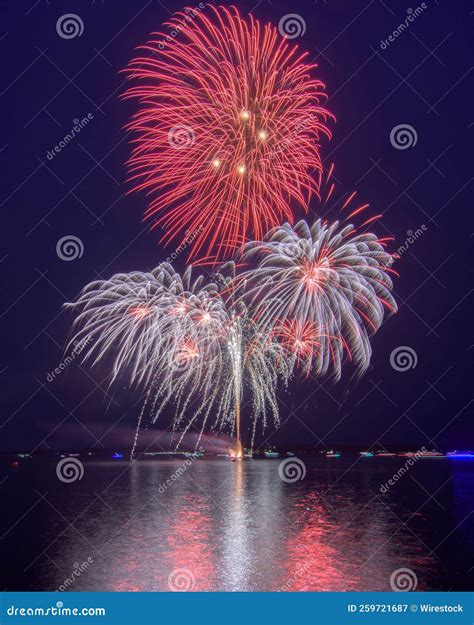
66, 262, 290, 452
240, 219, 397, 379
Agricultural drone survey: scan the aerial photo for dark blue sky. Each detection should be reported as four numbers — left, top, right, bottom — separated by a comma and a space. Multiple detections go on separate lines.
2, 0, 473, 452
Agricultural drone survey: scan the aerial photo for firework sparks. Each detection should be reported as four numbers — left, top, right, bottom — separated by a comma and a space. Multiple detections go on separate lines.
66, 213, 396, 451
240, 218, 397, 380
66, 263, 290, 455
65, 7, 399, 454
123, 4, 333, 261
274, 318, 334, 378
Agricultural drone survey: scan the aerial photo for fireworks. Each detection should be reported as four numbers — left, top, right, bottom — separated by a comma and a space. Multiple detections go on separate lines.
123, 4, 332, 261
67, 263, 290, 454
274, 318, 332, 378
66, 264, 225, 389
67, 215, 397, 451
240, 218, 397, 380
64, 6, 399, 454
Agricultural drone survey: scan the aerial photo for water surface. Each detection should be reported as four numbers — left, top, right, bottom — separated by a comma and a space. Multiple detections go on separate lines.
1, 455, 473, 591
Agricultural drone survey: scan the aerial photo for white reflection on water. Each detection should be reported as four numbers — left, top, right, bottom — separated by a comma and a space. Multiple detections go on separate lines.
5, 456, 472, 591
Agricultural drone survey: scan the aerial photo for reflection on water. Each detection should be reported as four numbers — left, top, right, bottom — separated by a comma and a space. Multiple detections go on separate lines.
1, 456, 473, 591
164, 496, 215, 591
283, 495, 346, 591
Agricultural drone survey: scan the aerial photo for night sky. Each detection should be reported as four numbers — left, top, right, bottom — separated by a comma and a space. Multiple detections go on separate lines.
2, 0, 473, 452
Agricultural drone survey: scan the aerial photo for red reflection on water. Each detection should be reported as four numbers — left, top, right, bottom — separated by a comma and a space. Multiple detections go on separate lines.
280, 492, 435, 591
281, 498, 347, 591
163, 495, 215, 591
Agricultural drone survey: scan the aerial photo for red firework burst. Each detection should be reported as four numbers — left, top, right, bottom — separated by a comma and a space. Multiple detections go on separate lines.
274, 318, 334, 377
124, 4, 333, 261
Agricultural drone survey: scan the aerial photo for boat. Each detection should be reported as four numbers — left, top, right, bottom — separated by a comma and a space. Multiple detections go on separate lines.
112, 452, 123, 459
376, 451, 396, 457
264, 451, 279, 458
398, 450, 444, 458
419, 450, 444, 458
447, 451, 474, 459
326, 450, 341, 458
359, 451, 374, 458
225, 450, 242, 460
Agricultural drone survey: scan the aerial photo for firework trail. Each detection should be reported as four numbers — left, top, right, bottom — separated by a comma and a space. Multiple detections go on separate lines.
123, 4, 333, 261
66, 263, 290, 455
